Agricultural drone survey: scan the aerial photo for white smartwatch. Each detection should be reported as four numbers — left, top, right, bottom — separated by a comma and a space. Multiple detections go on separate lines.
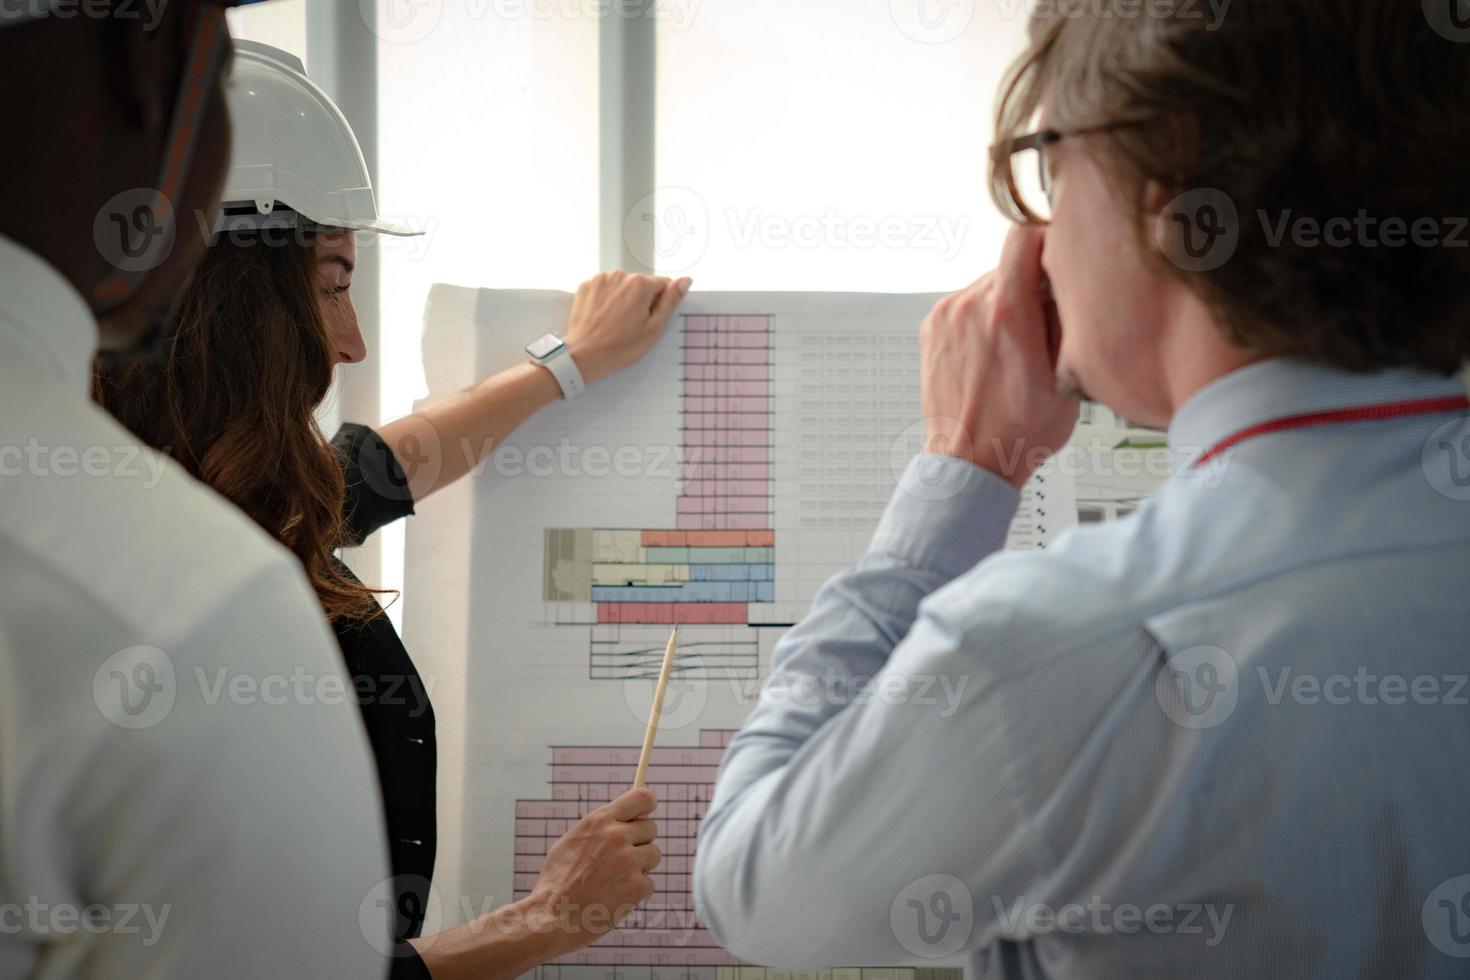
525, 333, 586, 400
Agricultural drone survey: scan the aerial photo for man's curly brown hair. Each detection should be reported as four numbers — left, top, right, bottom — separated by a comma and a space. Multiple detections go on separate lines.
991, 0, 1470, 376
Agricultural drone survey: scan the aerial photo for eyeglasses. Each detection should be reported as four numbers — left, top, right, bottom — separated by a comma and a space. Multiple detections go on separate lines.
994, 129, 1064, 225
992, 124, 1126, 225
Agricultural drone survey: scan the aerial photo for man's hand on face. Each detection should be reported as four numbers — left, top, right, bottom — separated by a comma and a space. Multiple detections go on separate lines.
918, 225, 1081, 490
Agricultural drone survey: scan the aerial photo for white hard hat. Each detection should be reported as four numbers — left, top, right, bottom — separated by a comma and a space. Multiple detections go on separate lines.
221, 40, 421, 237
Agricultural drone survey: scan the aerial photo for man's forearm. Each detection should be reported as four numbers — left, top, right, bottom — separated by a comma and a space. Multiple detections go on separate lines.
694, 454, 1020, 962
707, 454, 1019, 800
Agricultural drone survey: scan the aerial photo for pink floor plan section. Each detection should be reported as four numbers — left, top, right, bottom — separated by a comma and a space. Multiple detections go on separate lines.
514, 730, 734, 967
543, 315, 778, 679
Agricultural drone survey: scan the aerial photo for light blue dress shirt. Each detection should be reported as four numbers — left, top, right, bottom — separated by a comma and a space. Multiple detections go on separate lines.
694, 358, 1470, 979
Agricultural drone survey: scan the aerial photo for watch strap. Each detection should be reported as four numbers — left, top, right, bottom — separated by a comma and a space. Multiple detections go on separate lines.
539, 345, 586, 400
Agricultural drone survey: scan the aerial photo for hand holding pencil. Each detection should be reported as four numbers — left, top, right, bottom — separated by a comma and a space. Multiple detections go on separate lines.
511, 627, 678, 954
510, 630, 677, 952
523, 785, 661, 952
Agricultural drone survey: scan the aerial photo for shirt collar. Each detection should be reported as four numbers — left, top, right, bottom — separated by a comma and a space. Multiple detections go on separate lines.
0, 233, 99, 395
1168, 356, 1470, 460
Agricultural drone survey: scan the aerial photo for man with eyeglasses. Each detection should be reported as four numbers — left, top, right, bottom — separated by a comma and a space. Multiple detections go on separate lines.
0, 4, 390, 977
695, 2, 1470, 977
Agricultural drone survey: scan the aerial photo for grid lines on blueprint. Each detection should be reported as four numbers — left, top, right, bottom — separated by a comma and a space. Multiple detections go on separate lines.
514, 729, 961, 980
542, 316, 777, 682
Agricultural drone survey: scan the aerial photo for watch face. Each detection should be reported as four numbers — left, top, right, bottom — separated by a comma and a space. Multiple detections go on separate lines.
527, 334, 565, 360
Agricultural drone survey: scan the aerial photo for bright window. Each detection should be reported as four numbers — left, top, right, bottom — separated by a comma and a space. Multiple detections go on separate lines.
376, 6, 601, 422
653, 0, 1031, 290
374, 5, 602, 621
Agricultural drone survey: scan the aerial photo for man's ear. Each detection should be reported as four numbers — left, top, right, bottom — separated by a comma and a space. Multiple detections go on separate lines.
1143, 179, 1176, 253
1142, 180, 1175, 219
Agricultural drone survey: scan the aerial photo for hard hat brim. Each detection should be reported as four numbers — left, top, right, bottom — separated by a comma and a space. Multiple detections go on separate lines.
214, 203, 425, 238
345, 216, 426, 238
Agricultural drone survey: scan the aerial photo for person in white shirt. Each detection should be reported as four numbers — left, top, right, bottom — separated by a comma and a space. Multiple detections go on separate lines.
0, 4, 394, 977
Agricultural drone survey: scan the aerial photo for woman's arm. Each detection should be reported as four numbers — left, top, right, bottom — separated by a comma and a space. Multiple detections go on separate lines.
410, 786, 661, 980
377, 271, 692, 505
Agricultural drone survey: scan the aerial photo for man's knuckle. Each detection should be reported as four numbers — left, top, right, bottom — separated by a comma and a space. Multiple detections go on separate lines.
989, 297, 1014, 326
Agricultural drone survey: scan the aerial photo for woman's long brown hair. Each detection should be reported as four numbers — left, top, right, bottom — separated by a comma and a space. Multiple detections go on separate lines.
96, 229, 385, 623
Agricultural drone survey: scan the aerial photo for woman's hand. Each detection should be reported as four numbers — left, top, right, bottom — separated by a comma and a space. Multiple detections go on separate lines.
374, 273, 689, 505
563, 271, 693, 384
524, 785, 662, 952
408, 787, 662, 980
